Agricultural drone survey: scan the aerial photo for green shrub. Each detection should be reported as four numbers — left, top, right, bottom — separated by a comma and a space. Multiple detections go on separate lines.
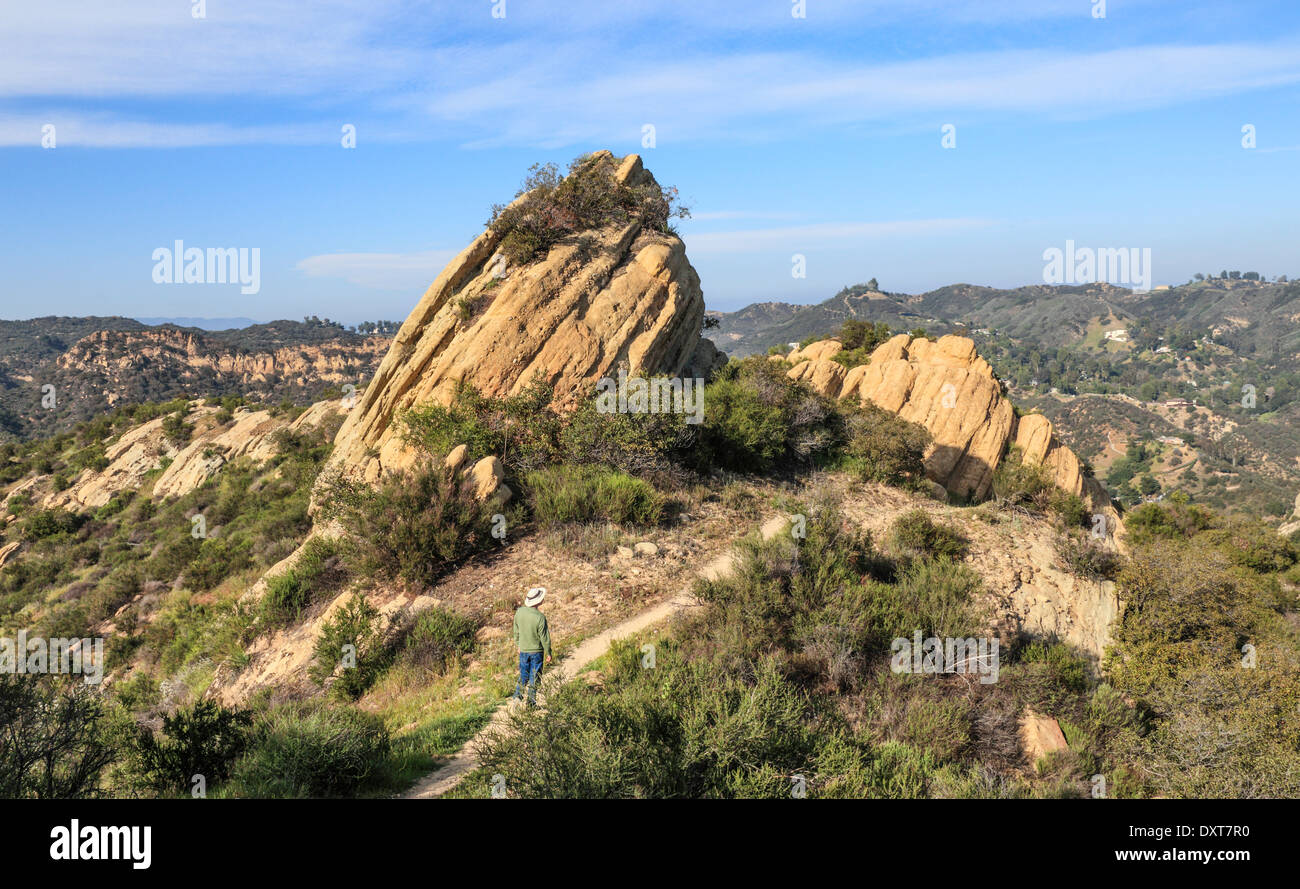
0, 675, 117, 799
394, 606, 478, 674
319, 463, 504, 589
1203, 519, 1298, 573
993, 446, 1055, 507
560, 396, 696, 484
20, 508, 83, 541
888, 557, 985, 640
228, 702, 391, 798
1120, 498, 1215, 545
85, 565, 142, 623
488, 153, 690, 266
162, 409, 193, 447
258, 538, 340, 627
400, 379, 561, 477
476, 645, 818, 798
1010, 641, 1091, 713
1056, 535, 1122, 580
993, 446, 1089, 524
309, 593, 385, 700
889, 510, 968, 560
694, 357, 841, 473
525, 464, 663, 527
185, 536, 254, 591
146, 532, 202, 585
841, 403, 930, 486
129, 699, 252, 795
830, 320, 894, 368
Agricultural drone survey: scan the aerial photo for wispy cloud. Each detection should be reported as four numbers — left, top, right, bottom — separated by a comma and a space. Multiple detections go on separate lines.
3, 1, 1297, 149
295, 249, 459, 291
422, 41, 1300, 146
0, 114, 329, 148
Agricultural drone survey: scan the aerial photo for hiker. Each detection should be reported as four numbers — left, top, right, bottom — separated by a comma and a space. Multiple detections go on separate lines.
512, 586, 552, 705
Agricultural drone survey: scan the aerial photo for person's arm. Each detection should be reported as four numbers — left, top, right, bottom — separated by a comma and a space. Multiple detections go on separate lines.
540, 615, 552, 660
511, 610, 520, 647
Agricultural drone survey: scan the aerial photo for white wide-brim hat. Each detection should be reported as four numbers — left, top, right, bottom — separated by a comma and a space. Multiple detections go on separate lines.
525, 586, 546, 606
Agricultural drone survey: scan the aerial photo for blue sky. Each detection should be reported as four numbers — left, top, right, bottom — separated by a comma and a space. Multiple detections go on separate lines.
2, 0, 1298, 323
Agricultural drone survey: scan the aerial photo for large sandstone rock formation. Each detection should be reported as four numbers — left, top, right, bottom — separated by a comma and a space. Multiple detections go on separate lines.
326, 150, 724, 484
787, 334, 1119, 535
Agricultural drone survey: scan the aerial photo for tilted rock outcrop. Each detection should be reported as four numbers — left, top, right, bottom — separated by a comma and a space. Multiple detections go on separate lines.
786, 334, 1119, 535
325, 150, 724, 484
152, 400, 342, 500
10, 400, 344, 512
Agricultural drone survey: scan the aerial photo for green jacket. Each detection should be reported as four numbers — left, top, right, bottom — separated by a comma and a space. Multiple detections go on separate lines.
512, 606, 552, 657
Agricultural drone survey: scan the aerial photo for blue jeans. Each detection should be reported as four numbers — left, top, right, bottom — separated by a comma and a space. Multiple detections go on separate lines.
514, 651, 544, 704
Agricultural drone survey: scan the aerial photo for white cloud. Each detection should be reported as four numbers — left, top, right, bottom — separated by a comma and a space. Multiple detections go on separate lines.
295, 249, 460, 291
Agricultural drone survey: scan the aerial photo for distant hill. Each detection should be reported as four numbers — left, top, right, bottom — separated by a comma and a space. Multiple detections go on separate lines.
0, 316, 391, 439
709, 284, 941, 356
134, 316, 259, 330
715, 277, 1300, 360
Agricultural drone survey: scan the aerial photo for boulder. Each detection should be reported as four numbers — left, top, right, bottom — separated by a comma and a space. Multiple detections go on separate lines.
1019, 708, 1070, 764
468, 456, 505, 502
1013, 413, 1083, 497
789, 340, 842, 364
444, 444, 469, 474
786, 358, 848, 399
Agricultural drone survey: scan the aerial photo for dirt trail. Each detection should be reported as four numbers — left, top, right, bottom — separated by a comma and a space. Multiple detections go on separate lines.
403, 513, 791, 799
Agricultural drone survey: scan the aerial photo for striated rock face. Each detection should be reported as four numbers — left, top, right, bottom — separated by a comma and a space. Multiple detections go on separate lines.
326, 150, 722, 484
787, 334, 1120, 534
